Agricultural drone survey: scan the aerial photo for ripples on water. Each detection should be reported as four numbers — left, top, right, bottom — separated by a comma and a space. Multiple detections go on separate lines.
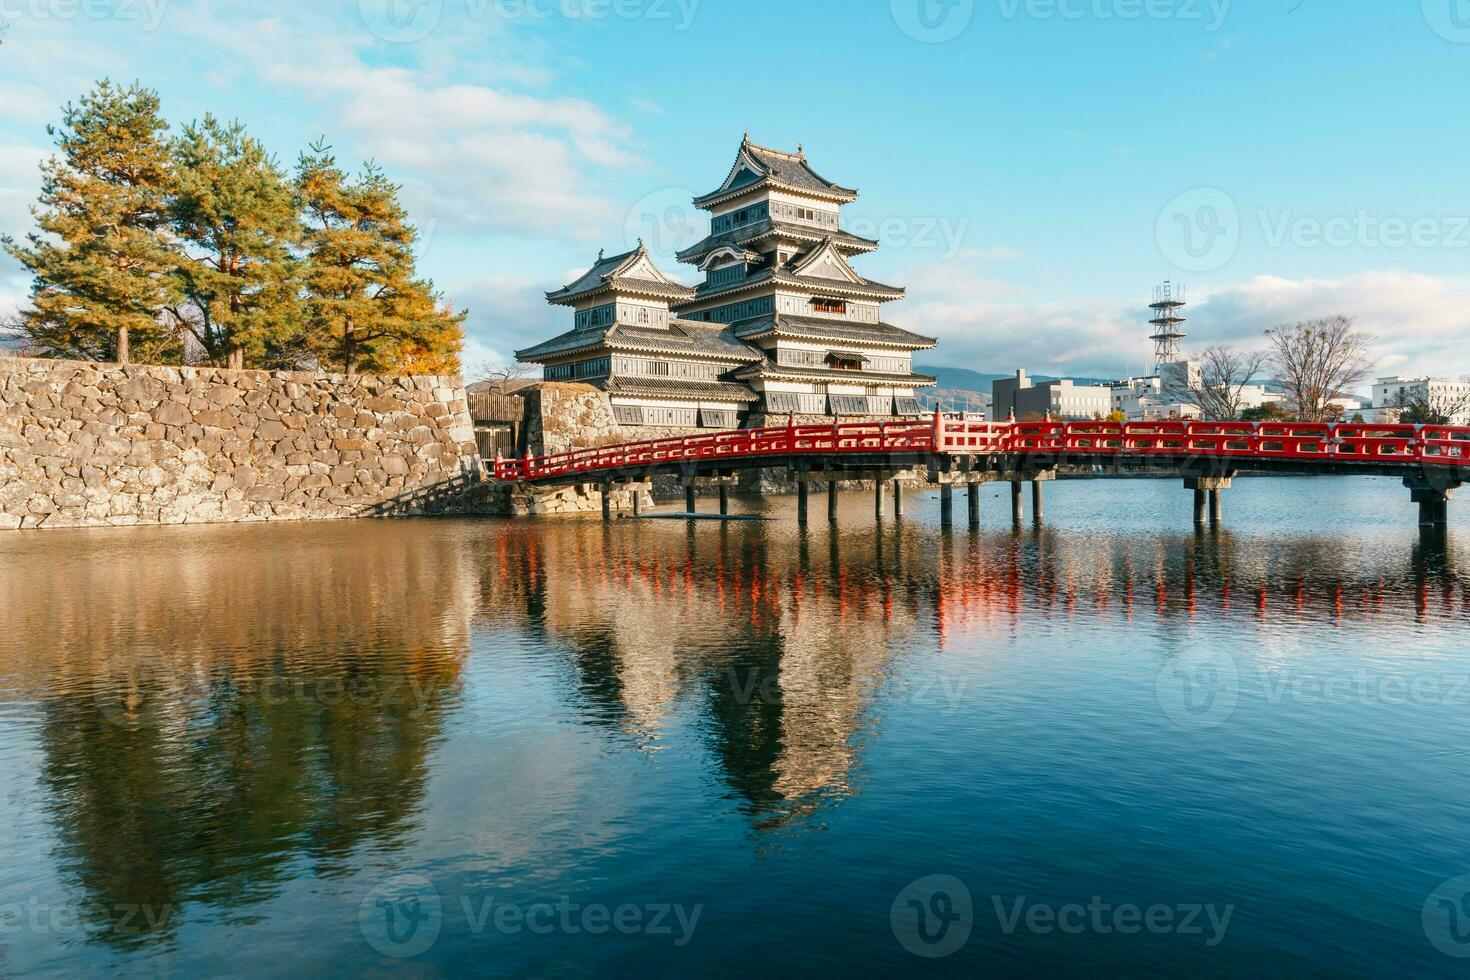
0, 476, 1467, 976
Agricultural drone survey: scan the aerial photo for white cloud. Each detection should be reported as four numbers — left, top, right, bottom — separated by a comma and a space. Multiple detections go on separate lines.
160, 6, 643, 242
449, 272, 564, 367
897, 263, 1470, 385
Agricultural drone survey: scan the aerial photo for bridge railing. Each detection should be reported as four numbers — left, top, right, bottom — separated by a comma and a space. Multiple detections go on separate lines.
1421, 426, 1470, 464
493, 414, 1470, 483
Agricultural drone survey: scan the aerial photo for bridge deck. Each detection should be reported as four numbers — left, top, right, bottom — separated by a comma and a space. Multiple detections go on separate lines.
493, 417, 1470, 488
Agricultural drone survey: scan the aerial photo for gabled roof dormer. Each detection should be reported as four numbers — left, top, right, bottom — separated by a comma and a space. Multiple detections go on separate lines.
789, 238, 866, 285
546, 241, 695, 306
697, 244, 760, 272
694, 134, 859, 210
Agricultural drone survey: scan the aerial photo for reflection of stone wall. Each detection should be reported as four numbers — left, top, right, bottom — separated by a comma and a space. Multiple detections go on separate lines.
0, 358, 482, 529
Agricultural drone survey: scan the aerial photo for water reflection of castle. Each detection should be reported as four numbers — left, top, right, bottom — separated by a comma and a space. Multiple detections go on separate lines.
2, 520, 1462, 948
487, 521, 1465, 827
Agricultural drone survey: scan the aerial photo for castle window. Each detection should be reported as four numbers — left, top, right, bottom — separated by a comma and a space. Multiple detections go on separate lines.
652, 361, 671, 377
812, 297, 846, 315
826, 350, 869, 372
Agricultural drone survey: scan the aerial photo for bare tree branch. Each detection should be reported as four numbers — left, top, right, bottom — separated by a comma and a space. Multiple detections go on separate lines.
1265, 316, 1373, 422
469, 361, 534, 393
1163, 345, 1273, 421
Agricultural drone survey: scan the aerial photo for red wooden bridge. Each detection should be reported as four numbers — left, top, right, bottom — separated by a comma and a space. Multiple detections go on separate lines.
492, 414, 1470, 530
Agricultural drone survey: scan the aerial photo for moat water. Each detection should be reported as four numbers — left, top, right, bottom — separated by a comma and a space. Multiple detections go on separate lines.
2, 476, 1469, 976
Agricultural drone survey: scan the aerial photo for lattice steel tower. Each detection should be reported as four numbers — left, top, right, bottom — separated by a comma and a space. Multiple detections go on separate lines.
1149, 281, 1188, 370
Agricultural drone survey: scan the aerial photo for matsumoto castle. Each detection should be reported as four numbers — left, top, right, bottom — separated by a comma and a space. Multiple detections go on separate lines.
516, 135, 938, 428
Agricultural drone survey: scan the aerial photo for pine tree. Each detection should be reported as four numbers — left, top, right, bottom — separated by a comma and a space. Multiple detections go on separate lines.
296, 142, 466, 377
2, 80, 176, 364
385, 297, 466, 376
169, 115, 302, 370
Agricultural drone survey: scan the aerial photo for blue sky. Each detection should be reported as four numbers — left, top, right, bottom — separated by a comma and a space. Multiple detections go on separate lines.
2, 0, 1469, 383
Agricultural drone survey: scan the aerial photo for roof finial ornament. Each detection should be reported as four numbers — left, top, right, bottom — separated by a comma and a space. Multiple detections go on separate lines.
797, 142, 804, 155
598, 248, 604, 260
743, 129, 750, 142
637, 237, 644, 248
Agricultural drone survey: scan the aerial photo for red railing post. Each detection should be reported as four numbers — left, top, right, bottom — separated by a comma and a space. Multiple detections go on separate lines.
933, 408, 945, 453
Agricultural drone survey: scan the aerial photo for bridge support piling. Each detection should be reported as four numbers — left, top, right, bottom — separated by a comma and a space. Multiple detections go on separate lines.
875, 479, 886, 519
719, 484, 730, 516
893, 481, 904, 518
1032, 480, 1045, 524
968, 482, 981, 529
685, 483, 697, 515
940, 483, 954, 528
797, 476, 810, 524
1011, 481, 1023, 523
1185, 476, 1233, 528
829, 480, 840, 522
632, 487, 642, 517
1407, 479, 1455, 529
601, 483, 612, 522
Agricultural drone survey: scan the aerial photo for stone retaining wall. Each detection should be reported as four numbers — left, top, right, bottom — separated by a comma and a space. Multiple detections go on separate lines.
0, 357, 482, 530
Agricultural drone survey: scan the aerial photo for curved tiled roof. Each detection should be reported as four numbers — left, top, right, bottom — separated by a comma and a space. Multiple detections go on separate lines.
676, 219, 878, 264
603, 376, 760, 403
516, 318, 762, 364
732, 361, 938, 388
546, 243, 695, 305
686, 264, 905, 303
732, 313, 937, 349
695, 137, 859, 208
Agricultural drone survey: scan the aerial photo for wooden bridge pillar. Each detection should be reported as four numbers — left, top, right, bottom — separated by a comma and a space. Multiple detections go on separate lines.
968, 482, 981, 529
632, 487, 642, 517
1193, 489, 1207, 527
893, 481, 904, 518
829, 479, 840, 522
719, 484, 730, 515
601, 482, 612, 522
797, 475, 810, 524
875, 478, 886, 519
940, 483, 954, 528
1031, 480, 1045, 523
1010, 481, 1023, 523
1209, 489, 1223, 525
685, 483, 697, 515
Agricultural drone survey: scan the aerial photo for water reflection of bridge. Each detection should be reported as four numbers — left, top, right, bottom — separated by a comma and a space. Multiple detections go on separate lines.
483, 520, 1466, 823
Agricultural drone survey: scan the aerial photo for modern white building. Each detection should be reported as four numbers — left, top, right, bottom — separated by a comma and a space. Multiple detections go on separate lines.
1371, 376, 1470, 424
1110, 375, 1199, 421
1112, 357, 1282, 421
994, 370, 1113, 420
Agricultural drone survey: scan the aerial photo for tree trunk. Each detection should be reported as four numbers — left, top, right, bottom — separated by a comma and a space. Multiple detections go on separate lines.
116, 325, 130, 365
344, 318, 355, 378
227, 346, 244, 371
